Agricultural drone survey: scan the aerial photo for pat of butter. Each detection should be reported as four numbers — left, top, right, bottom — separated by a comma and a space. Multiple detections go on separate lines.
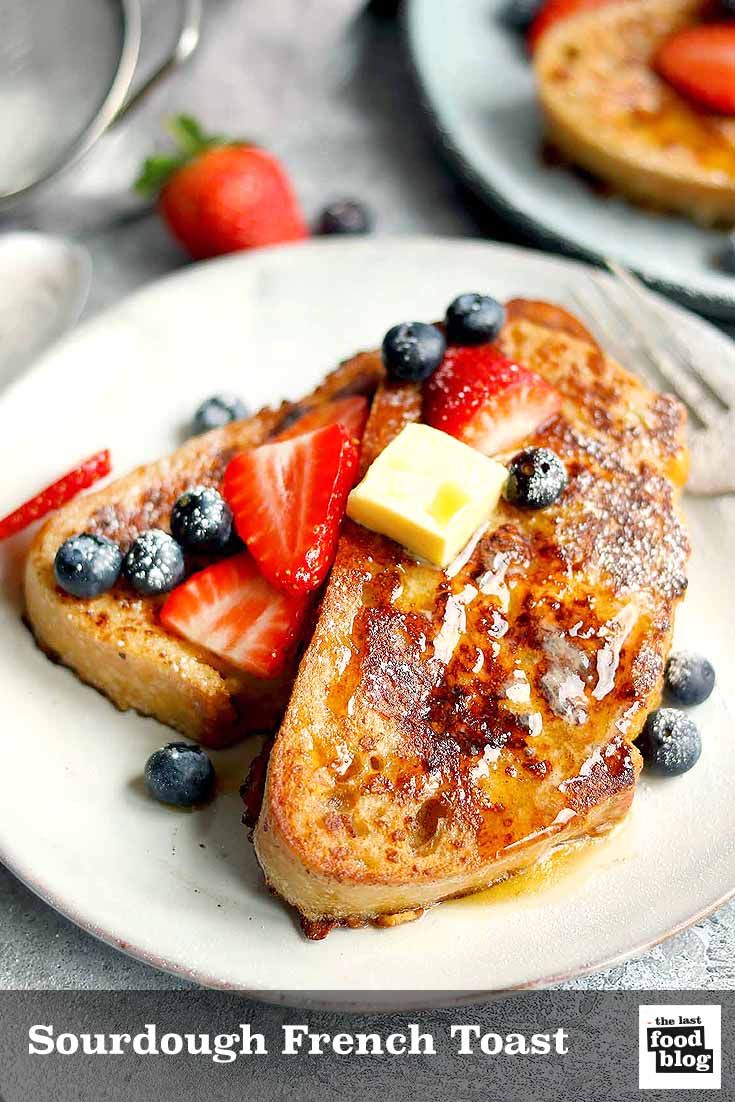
347, 423, 507, 568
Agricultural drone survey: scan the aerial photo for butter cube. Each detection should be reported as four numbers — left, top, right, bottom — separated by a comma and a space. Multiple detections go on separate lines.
347, 423, 507, 568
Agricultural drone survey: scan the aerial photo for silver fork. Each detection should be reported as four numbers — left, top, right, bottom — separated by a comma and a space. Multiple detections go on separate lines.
569, 261, 735, 496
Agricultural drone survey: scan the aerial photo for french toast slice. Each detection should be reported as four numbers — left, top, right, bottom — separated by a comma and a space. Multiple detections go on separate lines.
254, 302, 690, 935
24, 354, 383, 748
535, 0, 735, 224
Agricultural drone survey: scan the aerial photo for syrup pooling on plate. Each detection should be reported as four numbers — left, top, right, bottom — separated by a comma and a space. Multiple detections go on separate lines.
451, 810, 636, 909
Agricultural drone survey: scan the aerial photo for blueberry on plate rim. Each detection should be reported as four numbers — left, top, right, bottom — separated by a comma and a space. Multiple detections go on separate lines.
497, 0, 546, 33
317, 199, 372, 236
192, 394, 248, 436
445, 292, 505, 346
381, 321, 446, 383
144, 742, 215, 807
638, 708, 702, 776
171, 486, 233, 554
122, 529, 185, 596
54, 533, 123, 598
504, 447, 567, 509
665, 651, 715, 707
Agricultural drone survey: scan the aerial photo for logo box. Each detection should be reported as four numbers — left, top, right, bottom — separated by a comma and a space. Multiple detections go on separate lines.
639, 1004, 721, 1090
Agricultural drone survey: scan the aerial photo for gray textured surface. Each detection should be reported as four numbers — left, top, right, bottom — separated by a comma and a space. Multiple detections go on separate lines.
3, 990, 729, 1100
0, 0, 733, 993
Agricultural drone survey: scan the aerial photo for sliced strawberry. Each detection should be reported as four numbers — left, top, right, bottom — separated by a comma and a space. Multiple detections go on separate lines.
160, 553, 309, 678
0, 450, 111, 541
275, 395, 369, 444
423, 345, 561, 456
655, 25, 735, 116
528, 0, 614, 51
223, 423, 358, 595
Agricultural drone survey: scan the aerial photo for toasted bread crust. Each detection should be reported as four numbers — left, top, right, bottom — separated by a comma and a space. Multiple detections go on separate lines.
536, 0, 735, 224
255, 303, 689, 930
24, 353, 383, 747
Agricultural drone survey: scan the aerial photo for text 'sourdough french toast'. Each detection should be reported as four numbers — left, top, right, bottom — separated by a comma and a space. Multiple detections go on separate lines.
535, 0, 735, 224
24, 354, 382, 748
254, 301, 690, 935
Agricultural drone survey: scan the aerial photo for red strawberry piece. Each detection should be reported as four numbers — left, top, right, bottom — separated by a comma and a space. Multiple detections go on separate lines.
136, 116, 308, 260
423, 345, 561, 456
528, 0, 615, 51
275, 395, 369, 444
160, 553, 310, 678
654, 25, 735, 116
223, 423, 359, 595
0, 450, 111, 541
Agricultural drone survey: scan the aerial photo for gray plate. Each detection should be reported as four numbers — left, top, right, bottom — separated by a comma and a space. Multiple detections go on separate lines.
405, 0, 735, 319
0, 238, 734, 1003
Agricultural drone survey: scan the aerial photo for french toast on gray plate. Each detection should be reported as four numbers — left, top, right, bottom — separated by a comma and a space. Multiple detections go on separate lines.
252, 300, 690, 935
23, 292, 690, 938
535, 0, 735, 224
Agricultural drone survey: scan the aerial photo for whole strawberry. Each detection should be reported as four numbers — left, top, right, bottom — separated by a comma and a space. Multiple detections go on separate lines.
136, 116, 308, 260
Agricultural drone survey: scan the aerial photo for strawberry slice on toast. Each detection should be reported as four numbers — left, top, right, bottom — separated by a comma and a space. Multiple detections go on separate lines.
161, 553, 310, 678
0, 450, 111, 541
223, 423, 360, 595
654, 25, 735, 116
423, 344, 561, 456
275, 395, 369, 444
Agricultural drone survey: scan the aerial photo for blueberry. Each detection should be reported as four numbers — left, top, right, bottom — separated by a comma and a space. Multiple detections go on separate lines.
54, 533, 122, 598
122, 529, 185, 596
446, 293, 506, 346
144, 742, 215, 806
498, 0, 545, 33
381, 322, 446, 383
192, 394, 248, 436
504, 448, 567, 509
170, 486, 233, 554
317, 199, 372, 236
665, 651, 715, 707
639, 708, 702, 777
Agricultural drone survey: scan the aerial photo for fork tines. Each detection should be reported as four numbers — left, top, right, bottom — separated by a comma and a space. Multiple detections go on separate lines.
569, 262, 732, 432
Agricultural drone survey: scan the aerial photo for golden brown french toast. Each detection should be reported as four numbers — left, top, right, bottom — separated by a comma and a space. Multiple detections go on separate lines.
254, 301, 690, 935
535, 0, 735, 223
24, 354, 382, 747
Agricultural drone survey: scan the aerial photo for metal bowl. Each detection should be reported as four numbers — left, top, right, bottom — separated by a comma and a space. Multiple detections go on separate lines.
0, 0, 201, 210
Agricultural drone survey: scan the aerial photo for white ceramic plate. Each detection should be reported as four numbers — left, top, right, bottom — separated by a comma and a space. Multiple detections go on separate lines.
405, 0, 735, 319
1, 238, 733, 1007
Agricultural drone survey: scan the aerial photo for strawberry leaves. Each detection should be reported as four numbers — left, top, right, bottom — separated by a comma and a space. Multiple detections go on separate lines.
135, 114, 250, 198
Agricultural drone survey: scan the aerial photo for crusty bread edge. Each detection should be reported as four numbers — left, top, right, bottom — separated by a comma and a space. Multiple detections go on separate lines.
255, 765, 638, 927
